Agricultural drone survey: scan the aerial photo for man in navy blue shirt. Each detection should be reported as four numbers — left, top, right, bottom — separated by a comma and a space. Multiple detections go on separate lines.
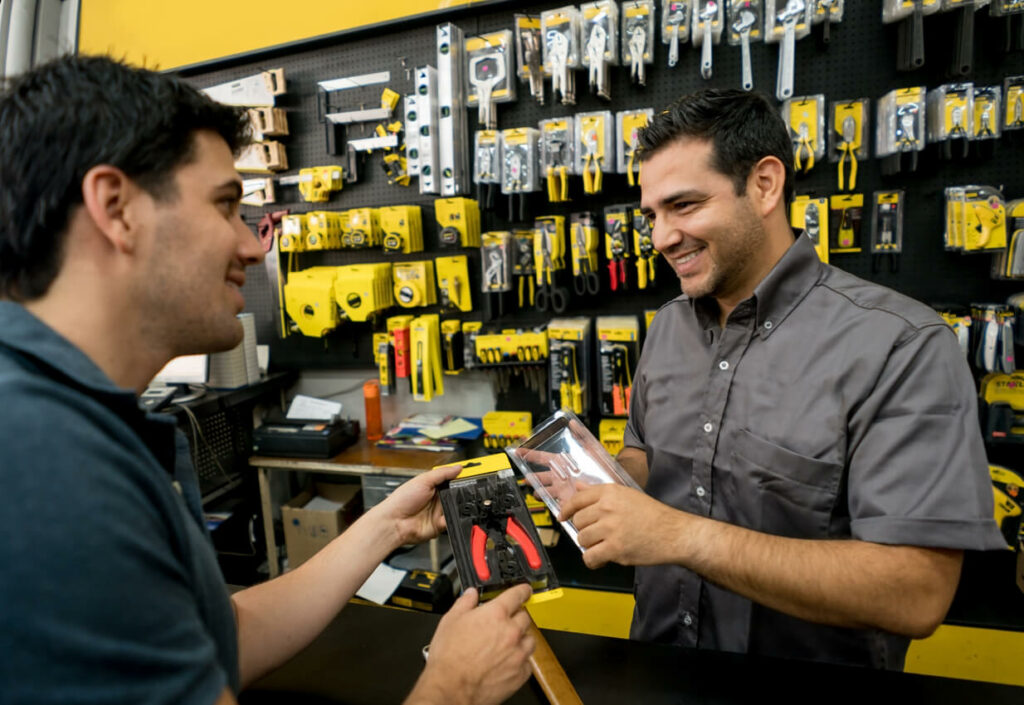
0, 56, 534, 705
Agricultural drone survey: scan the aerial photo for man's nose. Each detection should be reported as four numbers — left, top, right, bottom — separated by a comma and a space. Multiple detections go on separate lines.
237, 220, 266, 265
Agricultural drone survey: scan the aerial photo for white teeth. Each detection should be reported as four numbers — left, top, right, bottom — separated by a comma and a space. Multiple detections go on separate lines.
678, 249, 701, 264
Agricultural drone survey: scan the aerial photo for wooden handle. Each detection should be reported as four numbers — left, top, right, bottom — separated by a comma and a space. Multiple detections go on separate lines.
527, 619, 583, 705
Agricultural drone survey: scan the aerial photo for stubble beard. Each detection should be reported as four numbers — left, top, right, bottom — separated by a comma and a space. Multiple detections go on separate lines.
678, 206, 766, 302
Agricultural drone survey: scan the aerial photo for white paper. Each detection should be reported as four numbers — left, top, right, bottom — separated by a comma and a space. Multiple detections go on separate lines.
356, 562, 407, 605
286, 394, 342, 421
302, 496, 343, 512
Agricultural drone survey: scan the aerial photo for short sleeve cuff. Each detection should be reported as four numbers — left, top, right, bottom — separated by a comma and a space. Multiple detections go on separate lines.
851, 516, 1009, 551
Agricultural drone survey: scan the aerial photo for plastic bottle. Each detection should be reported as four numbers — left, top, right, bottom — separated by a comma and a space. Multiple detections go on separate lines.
363, 380, 383, 441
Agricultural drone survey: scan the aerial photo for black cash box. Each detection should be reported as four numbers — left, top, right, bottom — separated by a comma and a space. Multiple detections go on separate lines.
252, 414, 360, 459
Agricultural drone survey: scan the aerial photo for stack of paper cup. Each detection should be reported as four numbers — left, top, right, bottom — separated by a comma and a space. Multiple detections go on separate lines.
207, 313, 255, 389
239, 312, 260, 384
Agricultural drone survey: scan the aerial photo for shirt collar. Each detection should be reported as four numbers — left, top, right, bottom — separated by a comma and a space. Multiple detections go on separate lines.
752, 233, 825, 339
0, 301, 134, 400
685, 233, 824, 339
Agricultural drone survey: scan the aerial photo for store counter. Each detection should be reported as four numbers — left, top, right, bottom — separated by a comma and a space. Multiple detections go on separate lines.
238, 602, 1024, 705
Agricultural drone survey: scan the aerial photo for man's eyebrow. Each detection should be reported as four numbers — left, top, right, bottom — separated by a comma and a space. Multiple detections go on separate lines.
213, 180, 243, 200
657, 189, 704, 206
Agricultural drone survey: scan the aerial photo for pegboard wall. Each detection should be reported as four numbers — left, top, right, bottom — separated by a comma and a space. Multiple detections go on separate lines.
180, 1, 1024, 379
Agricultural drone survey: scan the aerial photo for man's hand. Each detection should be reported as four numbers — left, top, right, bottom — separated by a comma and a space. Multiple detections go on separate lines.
405, 585, 535, 705
559, 484, 685, 569
374, 464, 463, 546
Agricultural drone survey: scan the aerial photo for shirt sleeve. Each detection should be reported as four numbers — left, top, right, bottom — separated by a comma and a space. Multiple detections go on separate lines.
0, 386, 229, 705
845, 324, 1005, 550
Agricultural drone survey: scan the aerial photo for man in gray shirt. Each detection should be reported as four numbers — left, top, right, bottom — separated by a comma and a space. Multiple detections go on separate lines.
560, 89, 1004, 669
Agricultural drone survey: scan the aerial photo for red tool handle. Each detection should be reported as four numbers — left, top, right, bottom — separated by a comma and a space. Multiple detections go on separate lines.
471, 525, 491, 581
506, 517, 542, 570
607, 261, 618, 292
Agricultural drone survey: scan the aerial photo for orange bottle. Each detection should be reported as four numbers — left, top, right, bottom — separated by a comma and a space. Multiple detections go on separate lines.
363, 380, 383, 442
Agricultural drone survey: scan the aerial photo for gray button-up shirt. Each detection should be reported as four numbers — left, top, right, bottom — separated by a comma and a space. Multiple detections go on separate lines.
624, 235, 1005, 669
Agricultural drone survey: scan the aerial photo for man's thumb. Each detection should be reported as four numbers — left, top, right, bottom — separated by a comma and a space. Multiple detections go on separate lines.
447, 587, 479, 616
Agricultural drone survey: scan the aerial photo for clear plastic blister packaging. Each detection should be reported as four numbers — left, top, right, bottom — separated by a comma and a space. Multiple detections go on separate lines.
506, 410, 642, 551
661, 0, 692, 68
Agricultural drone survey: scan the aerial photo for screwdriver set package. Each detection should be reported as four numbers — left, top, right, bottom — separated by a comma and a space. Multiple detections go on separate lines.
506, 410, 642, 552
438, 454, 561, 601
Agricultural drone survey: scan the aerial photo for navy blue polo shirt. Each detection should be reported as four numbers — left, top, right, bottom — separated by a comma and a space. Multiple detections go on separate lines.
0, 302, 238, 703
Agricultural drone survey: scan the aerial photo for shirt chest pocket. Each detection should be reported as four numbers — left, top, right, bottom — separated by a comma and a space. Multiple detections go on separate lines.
728, 427, 843, 539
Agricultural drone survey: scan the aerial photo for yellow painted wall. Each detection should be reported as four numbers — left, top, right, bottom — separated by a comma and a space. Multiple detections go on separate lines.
78, 1, 490, 70
529, 589, 1024, 688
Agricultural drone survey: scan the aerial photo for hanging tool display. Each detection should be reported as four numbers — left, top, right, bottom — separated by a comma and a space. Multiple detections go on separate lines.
972, 85, 1002, 147
1005, 76, 1024, 132
305, 211, 342, 251
871, 190, 904, 274
791, 195, 830, 263
387, 315, 415, 382
344, 207, 383, 248
829, 193, 864, 254
617, 109, 653, 187
972, 306, 1017, 374
297, 166, 345, 202
411, 66, 440, 195
980, 373, 1024, 441
438, 457, 561, 600
581, 1, 619, 100
437, 23, 472, 198
877, 87, 926, 175
811, 0, 843, 43
692, 1, 724, 80
474, 130, 500, 209
942, 0, 978, 77
540, 118, 573, 203
441, 319, 465, 375
393, 261, 438, 308
989, 464, 1024, 548
243, 178, 276, 208
939, 311, 972, 358
501, 127, 541, 222
479, 415, 536, 449
598, 317, 640, 417
570, 213, 601, 297
435, 197, 482, 249
622, 1, 655, 86
828, 99, 868, 191
435, 255, 473, 312
576, 111, 613, 195
279, 214, 308, 253
991, 1, 1024, 53
885, 0, 940, 71
513, 229, 537, 307
380, 205, 424, 254
534, 216, 570, 314
373, 331, 397, 396
944, 186, 1007, 253
335, 263, 395, 323
541, 7, 582, 106
257, 209, 288, 251
410, 314, 444, 402
784, 95, 825, 175
604, 206, 633, 292
481, 231, 513, 316
727, 1, 763, 91
662, 1, 692, 68
994, 200, 1024, 280
283, 267, 340, 337
599, 418, 628, 456
548, 318, 591, 418
466, 30, 515, 130
927, 83, 973, 160
474, 328, 549, 399
767, 0, 811, 102
632, 206, 659, 288
514, 14, 547, 105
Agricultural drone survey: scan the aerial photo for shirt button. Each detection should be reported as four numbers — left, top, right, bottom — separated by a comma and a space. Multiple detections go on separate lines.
703, 422, 713, 433
683, 613, 693, 626
763, 320, 773, 330
718, 360, 729, 371
696, 485, 706, 498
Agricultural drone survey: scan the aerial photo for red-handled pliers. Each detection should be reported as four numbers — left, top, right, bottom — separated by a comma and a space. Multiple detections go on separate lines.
470, 517, 542, 581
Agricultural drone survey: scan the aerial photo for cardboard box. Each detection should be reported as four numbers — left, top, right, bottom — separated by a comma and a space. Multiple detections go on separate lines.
282, 483, 362, 569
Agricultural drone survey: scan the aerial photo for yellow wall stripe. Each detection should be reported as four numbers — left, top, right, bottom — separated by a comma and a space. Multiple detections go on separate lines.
78, 1, 490, 70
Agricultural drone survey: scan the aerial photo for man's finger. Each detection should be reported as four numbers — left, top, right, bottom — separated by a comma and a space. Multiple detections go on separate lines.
490, 583, 533, 616
558, 486, 601, 521
424, 464, 463, 487
447, 587, 479, 616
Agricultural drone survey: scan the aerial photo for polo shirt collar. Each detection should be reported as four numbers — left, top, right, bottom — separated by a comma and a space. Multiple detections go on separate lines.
752, 233, 825, 339
0, 301, 132, 400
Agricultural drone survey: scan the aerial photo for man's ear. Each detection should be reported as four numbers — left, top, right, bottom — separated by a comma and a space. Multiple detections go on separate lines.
80, 165, 145, 254
746, 156, 786, 218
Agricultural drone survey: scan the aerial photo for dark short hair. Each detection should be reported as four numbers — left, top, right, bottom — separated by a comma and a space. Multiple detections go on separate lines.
638, 88, 794, 207
0, 55, 251, 301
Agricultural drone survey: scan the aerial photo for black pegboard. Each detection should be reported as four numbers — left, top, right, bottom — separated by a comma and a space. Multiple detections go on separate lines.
184, 2, 1024, 374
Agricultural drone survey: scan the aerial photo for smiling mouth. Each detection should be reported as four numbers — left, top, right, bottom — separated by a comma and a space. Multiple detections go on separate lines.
676, 248, 703, 265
